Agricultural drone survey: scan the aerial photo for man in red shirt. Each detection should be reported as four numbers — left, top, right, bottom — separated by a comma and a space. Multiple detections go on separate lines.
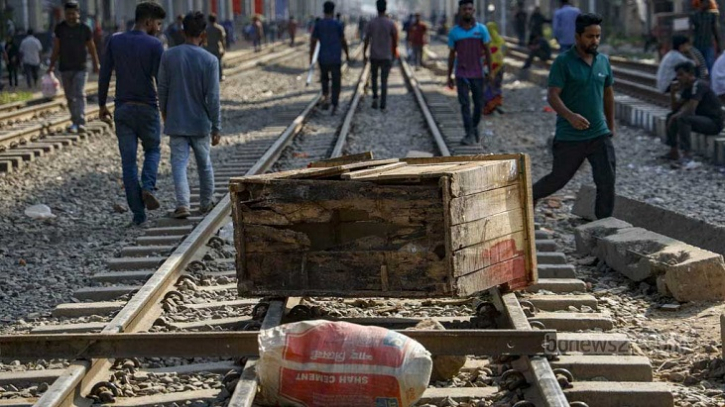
408, 13, 427, 69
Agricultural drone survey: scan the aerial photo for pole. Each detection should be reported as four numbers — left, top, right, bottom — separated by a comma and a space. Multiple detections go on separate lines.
21, 0, 27, 31
589, 0, 595, 13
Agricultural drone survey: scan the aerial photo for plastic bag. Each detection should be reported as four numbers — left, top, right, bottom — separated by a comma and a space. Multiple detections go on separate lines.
257, 320, 432, 407
41, 72, 60, 98
24, 204, 56, 220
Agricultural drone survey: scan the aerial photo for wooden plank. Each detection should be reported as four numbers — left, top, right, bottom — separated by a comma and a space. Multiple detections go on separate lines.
448, 159, 519, 197
455, 256, 528, 296
441, 176, 456, 294
341, 162, 407, 179
244, 222, 444, 252
517, 154, 538, 286
450, 208, 525, 250
350, 163, 465, 182
403, 154, 524, 165
285, 159, 401, 180
240, 251, 449, 297
229, 167, 331, 188
449, 184, 521, 226
237, 180, 442, 226
452, 231, 527, 277
308, 151, 374, 167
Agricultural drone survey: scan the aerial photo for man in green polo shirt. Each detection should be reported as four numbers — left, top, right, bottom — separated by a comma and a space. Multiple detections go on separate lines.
533, 13, 616, 219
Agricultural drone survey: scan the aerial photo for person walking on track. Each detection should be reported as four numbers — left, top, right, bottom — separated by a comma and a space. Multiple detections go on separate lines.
553, 0, 580, 52
364, 0, 397, 112
532, 13, 616, 220
158, 11, 222, 220
408, 13, 427, 69
311, 1, 350, 115
48, 1, 100, 134
18, 31, 42, 88
98, 2, 166, 226
205, 13, 227, 82
446, 0, 492, 146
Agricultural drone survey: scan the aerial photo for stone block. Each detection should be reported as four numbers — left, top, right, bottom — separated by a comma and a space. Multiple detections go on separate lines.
574, 218, 633, 256
596, 228, 670, 282
597, 227, 725, 301
658, 243, 725, 301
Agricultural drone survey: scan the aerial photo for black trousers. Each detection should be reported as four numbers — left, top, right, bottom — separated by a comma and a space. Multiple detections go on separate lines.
370, 58, 392, 108
533, 135, 616, 219
523, 49, 550, 68
666, 113, 723, 152
319, 63, 342, 107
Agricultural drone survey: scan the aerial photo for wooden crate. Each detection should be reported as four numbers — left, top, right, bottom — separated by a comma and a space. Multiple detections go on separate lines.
229, 154, 537, 298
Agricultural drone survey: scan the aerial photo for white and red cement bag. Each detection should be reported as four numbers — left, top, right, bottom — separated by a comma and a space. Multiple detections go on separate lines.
257, 320, 432, 407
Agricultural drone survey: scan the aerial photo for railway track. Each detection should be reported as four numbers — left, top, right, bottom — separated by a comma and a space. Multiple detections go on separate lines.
0, 39, 304, 174
0, 43, 674, 407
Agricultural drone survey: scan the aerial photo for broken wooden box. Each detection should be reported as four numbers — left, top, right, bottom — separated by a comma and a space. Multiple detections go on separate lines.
229, 155, 537, 297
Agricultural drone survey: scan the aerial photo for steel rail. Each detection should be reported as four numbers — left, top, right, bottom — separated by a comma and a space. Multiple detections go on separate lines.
399, 51, 571, 406
0, 330, 555, 359
34, 43, 363, 407
399, 54, 452, 157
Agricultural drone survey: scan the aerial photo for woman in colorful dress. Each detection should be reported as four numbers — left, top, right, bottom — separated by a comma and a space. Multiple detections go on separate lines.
483, 22, 506, 115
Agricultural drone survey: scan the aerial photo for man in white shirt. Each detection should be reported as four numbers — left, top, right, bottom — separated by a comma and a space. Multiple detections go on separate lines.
656, 35, 700, 93
19, 29, 43, 88
712, 52, 725, 104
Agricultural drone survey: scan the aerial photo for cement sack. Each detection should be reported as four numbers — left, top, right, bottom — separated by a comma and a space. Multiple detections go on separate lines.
41, 73, 60, 98
257, 320, 432, 407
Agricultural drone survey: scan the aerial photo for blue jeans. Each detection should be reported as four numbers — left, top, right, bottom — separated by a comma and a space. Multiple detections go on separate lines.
696, 46, 715, 74
60, 70, 87, 126
170, 135, 215, 209
456, 77, 484, 137
114, 104, 161, 224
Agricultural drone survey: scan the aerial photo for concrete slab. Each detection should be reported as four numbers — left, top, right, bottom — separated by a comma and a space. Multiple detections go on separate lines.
31, 322, 107, 334
574, 217, 633, 256
527, 278, 587, 293
535, 239, 557, 252
526, 294, 598, 311
563, 381, 673, 407
574, 185, 725, 258
91, 270, 154, 283
551, 355, 652, 381
537, 264, 577, 279
529, 312, 614, 331
52, 301, 125, 318
119, 245, 176, 257
107, 257, 165, 271
555, 332, 631, 355
74, 285, 139, 301
537, 252, 568, 265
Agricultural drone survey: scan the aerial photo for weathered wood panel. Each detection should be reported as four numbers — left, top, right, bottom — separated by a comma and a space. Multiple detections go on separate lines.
450, 209, 525, 251
238, 180, 443, 226
452, 231, 526, 277
448, 160, 519, 197
517, 155, 538, 285
449, 184, 521, 226
243, 222, 445, 252
239, 251, 450, 297
455, 256, 529, 296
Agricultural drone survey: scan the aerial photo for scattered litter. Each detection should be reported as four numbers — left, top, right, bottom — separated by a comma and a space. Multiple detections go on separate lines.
112, 203, 128, 214
218, 221, 234, 244
24, 204, 56, 220
292, 152, 309, 158
684, 161, 702, 170
543, 106, 555, 113
660, 304, 681, 312
41, 72, 60, 98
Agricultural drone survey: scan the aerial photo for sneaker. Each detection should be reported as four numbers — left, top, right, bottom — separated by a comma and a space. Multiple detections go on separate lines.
77, 125, 87, 134
372, 99, 379, 109
380, 106, 386, 113
460, 135, 477, 146
171, 207, 191, 219
142, 190, 160, 211
66, 124, 78, 134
